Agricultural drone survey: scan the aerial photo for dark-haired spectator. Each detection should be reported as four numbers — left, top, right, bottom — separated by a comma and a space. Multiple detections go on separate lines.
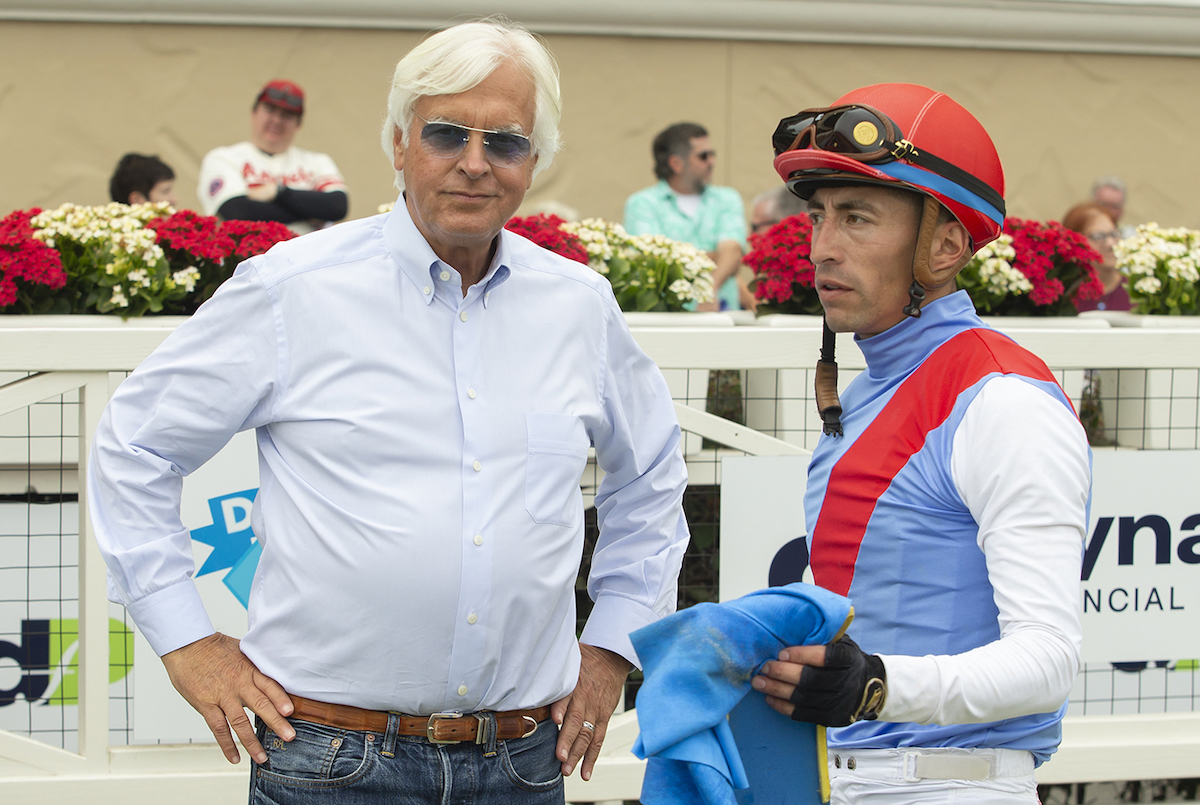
1064, 202, 1130, 312
624, 122, 753, 311
198, 79, 348, 235
109, 153, 177, 207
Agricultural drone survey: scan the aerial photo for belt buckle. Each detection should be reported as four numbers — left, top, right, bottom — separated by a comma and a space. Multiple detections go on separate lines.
426, 711, 466, 745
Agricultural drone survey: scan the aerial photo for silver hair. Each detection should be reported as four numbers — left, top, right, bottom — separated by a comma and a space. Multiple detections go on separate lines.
752, 186, 806, 220
1091, 174, 1127, 197
379, 18, 562, 192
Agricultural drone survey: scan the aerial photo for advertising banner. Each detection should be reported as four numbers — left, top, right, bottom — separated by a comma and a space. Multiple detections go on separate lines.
720, 452, 1200, 665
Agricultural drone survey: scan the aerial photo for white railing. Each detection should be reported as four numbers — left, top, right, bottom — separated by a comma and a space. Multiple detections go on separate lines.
2, 316, 1200, 802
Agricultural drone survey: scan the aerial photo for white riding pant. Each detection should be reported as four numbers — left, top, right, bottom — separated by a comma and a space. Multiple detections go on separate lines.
827, 747, 1038, 804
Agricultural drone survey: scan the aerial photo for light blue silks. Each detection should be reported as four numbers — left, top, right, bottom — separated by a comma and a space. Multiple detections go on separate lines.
631, 583, 852, 805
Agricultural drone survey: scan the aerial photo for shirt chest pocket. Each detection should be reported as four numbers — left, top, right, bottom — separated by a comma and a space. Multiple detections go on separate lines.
525, 413, 590, 528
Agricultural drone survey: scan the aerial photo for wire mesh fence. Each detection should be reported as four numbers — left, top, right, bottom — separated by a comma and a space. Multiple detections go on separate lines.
2, 359, 1199, 753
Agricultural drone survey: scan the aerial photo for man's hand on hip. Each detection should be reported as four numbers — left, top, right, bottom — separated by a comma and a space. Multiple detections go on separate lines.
161, 632, 295, 764
551, 643, 633, 781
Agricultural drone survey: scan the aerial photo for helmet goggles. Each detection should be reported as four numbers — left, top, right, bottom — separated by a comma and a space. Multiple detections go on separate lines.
772, 103, 904, 162
773, 103, 1005, 223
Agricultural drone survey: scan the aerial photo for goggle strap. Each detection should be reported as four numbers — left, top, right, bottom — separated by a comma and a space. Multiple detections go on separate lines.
898, 147, 1005, 218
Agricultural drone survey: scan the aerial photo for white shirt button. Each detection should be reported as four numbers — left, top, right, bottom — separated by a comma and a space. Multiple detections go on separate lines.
423, 286, 431, 295
473, 534, 483, 546
457, 684, 468, 696
473, 460, 482, 472
460, 311, 468, 322
467, 612, 478, 625
468, 388, 476, 399
440, 271, 451, 281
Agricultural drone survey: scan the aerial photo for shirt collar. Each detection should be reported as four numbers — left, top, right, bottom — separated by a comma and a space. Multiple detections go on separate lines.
856, 290, 982, 379
383, 195, 512, 307
656, 178, 708, 200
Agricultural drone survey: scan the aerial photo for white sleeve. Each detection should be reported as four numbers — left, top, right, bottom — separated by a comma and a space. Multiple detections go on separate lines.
197, 146, 249, 215
309, 152, 347, 193
87, 261, 281, 656
878, 376, 1090, 725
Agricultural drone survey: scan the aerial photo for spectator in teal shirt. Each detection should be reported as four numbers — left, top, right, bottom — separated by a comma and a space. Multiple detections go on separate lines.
624, 123, 753, 311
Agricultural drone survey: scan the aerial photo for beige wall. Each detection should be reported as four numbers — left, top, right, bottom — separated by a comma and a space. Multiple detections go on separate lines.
1, 20, 1197, 229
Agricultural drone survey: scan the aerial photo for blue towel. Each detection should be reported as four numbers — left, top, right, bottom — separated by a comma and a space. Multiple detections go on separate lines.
631, 583, 852, 805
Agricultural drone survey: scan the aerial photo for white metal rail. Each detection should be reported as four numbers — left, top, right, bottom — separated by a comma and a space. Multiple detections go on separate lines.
1, 317, 1199, 802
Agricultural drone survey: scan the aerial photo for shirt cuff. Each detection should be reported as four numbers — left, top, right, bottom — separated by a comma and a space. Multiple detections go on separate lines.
876, 653, 940, 724
578, 593, 663, 670
124, 579, 216, 657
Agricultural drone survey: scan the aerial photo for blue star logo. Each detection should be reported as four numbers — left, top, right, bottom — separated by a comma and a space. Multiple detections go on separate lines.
190, 489, 261, 608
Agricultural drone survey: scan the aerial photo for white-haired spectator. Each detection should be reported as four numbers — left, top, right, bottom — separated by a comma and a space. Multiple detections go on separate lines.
1090, 175, 1134, 238
749, 185, 807, 235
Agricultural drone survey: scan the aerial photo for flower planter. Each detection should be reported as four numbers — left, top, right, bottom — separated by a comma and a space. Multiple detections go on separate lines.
623, 311, 735, 454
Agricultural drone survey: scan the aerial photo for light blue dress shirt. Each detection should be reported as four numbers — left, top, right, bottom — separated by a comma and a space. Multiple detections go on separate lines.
88, 199, 690, 715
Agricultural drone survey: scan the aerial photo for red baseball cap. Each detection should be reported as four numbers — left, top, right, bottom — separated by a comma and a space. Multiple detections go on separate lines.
255, 80, 304, 115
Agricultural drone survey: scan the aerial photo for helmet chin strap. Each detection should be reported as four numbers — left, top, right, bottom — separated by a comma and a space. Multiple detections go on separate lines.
905, 195, 948, 318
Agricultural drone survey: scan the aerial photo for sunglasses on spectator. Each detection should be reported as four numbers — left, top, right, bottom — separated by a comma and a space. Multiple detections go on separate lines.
695, 150, 716, 161
751, 219, 781, 234
415, 113, 533, 168
1087, 229, 1121, 243
773, 103, 1005, 217
261, 88, 303, 112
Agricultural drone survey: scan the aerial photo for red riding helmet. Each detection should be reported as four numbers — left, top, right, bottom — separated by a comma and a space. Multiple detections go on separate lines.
772, 83, 1005, 251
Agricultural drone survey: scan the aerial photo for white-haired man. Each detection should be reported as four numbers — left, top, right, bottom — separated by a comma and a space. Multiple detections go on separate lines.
89, 19, 688, 804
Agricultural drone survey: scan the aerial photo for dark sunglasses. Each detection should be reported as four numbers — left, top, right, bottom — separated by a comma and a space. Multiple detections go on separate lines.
262, 88, 303, 111
772, 103, 1006, 218
695, 149, 716, 161
415, 113, 533, 168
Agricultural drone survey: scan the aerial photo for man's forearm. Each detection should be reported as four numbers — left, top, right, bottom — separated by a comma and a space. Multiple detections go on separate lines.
277, 188, 348, 223
217, 196, 300, 223
709, 239, 743, 294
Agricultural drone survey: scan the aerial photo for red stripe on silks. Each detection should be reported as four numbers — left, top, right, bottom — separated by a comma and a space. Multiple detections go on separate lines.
809, 328, 1063, 597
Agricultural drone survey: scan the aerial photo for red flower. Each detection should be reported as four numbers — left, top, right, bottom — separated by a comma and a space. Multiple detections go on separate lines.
505, 214, 588, 264
148, 210, 234, 262
220, 219, 296, 261
1002, 218, 1103, 314
147, 211, 294, 314
743, 213, 822, 315
0, 208, 66, 310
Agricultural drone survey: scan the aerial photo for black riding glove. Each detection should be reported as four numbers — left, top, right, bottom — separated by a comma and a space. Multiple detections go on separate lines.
787, 636, 887, 727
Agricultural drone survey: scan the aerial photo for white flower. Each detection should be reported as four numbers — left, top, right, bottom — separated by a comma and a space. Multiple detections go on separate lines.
109, 287, 130, 308
172, 266, 200, 293
562, 218, 715, 309
964, 234, 1030, 298
1134, 276, 1162, 295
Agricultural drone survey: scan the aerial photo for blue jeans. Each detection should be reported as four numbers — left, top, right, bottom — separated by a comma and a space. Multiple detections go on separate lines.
250, 713, 564, 804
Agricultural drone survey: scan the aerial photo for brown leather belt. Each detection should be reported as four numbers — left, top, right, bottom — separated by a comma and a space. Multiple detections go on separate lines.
289, 696, 549, 745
